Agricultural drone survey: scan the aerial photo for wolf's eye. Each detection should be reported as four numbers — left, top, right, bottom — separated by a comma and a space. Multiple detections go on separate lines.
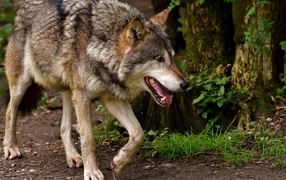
156, 56, 165, 62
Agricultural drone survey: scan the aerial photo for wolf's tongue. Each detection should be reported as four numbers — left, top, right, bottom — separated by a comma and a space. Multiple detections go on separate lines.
154, 80, 173, 106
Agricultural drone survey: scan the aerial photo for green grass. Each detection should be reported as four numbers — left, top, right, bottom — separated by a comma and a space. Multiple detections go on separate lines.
153, 128, 286, 165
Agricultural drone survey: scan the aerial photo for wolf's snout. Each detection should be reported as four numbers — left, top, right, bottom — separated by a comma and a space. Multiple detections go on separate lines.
180, 81, 189, 90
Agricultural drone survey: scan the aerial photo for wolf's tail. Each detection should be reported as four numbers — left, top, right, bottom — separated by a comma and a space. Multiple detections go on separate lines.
5, 81, 44, 116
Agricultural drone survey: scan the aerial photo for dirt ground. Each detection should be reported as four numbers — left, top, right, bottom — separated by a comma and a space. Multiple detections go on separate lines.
1, 89, 286, 180
2, 0, 286, 180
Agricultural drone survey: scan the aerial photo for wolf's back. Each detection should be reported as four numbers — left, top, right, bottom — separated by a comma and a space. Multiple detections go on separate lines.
11, 0, 146, 67
13, 0, 145, 43
5, 0, 147, 114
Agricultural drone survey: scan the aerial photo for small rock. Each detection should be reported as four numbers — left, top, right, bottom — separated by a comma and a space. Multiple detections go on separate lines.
24, 149, 31, 153
143, 165, 151, 170
161, 163, 174, 168
32, 151, 38, 155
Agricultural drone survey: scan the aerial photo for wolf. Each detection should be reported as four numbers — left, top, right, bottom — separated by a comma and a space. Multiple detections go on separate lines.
3, 0, 189, 179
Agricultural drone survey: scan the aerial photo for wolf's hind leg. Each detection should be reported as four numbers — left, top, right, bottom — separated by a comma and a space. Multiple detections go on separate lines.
3, 39, 32, 159
61, 90, 83, 168
4, 80, 32, 159
102, 96, 144, 178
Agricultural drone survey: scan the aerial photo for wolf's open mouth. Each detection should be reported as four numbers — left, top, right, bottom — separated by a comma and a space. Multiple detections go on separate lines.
144, 76, 173, 107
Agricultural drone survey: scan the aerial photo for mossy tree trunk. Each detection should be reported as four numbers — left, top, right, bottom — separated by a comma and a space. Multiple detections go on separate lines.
231, 0, 286, 128
185, 0, 234, 73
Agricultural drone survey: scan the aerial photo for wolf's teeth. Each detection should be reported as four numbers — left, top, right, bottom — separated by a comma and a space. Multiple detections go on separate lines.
149, 78, 156, 87
161, 97, 166, 101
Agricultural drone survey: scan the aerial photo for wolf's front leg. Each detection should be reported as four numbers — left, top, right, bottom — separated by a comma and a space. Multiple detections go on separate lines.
72, 90, 104, 180
102, 96, 144, 179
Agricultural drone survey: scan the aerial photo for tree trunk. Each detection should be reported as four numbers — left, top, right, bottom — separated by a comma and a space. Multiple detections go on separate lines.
231, 0, 286, 128
185, 0, 234, 73
232, 0, 273, 92
184, 0, 235, 128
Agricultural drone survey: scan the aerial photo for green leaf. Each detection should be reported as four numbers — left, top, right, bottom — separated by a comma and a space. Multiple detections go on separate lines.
202, 111, 208, 119
202, 84, 212, 91
147, 130, 157, 136
168, 0, 180, 10
245, 6, 256, 20
280, 41, 286, 51
215, 76, 229, 85
201, 97, 211, 108
197, 0, 205, 4
188, 74, 195, 81
258, 19, 274, 30
281, 75, 286, 83
193, 93, 205, 104
217, 98, 226, 107
196, 108, 204, 115
219, 86, 225, 96
226, 91, 233, 99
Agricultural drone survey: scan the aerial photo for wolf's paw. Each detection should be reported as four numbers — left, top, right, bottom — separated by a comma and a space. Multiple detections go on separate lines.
110, 161, 127, 180
110, 151, 133, 178
84, 168, 104, 180
67, 155, 83, 168
4, 145, 22, 159
111, 161, 120, 180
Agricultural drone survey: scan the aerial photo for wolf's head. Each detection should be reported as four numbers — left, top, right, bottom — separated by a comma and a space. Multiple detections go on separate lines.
117, 10, 189, 107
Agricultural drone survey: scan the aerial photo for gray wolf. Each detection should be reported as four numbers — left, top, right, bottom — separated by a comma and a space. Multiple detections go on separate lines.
3, 0, 189, 179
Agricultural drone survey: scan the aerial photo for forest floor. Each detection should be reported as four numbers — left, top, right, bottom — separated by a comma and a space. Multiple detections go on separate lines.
1, 77, 286, 180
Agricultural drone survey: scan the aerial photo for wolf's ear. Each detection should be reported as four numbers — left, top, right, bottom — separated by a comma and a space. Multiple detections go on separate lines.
125, 17, 146, 47
150, 9, 169, 28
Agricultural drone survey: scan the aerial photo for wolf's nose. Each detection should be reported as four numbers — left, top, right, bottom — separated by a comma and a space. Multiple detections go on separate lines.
180, 81, 189, 90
